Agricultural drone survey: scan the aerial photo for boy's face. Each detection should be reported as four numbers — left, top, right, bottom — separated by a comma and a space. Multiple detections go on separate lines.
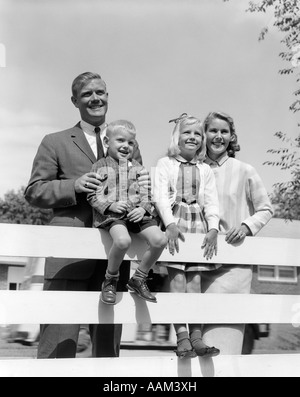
205, 118, 233, 160
104, 129, 136, 161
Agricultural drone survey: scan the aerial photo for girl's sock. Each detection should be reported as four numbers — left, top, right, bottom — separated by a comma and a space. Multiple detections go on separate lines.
176, 331, 193, 353
190, 330, 210, 352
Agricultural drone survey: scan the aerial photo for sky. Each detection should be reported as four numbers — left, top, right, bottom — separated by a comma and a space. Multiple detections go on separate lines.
0, 0, 298, 199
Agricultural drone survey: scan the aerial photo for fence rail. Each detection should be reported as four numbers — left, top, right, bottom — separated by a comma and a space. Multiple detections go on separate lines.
0, 223, 300, 378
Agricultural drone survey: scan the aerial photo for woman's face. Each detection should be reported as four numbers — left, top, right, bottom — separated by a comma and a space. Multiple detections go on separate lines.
205, 118, 233, 160
178, 124, 203, 160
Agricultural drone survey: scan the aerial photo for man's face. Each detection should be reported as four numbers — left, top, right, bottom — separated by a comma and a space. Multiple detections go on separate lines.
104, 130, 136, 161
205, 118, 233, 160
72, 78, 108, 125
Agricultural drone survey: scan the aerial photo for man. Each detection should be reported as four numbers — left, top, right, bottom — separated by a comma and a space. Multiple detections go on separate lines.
25, 72, 145, 358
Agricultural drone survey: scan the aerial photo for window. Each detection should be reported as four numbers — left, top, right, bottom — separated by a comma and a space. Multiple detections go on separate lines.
258, 266, 298, 283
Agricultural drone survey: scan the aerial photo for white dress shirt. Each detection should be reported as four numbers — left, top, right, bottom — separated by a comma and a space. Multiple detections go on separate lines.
80, 120, 108, 158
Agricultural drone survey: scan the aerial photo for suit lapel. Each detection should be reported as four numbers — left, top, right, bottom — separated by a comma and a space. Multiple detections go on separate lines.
70, 122, 96, 163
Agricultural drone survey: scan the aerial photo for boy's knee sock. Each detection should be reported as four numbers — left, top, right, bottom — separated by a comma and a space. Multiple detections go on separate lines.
133, 268, 148, 280
105, 270, 120, 281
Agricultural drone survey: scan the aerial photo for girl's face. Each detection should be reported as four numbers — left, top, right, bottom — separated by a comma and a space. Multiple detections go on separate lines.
178, 124, 203, 160
205, 118, 233, 160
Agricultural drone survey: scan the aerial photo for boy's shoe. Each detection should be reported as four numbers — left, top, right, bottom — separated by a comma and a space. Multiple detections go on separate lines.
127, 277, 157, 303
101, 278, 118, 305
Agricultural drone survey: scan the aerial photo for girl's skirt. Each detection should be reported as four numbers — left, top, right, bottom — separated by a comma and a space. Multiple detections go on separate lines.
161, 201, 221, 273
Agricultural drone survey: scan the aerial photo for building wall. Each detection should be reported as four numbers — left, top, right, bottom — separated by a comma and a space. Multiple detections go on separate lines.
251, 267, 300, 295
0, 265, 8, 290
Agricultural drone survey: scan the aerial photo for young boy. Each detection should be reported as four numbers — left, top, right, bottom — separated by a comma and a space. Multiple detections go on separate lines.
87, 120, 167, 305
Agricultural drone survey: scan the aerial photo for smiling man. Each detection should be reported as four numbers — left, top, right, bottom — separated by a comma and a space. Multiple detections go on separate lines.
24, 72, 143, 359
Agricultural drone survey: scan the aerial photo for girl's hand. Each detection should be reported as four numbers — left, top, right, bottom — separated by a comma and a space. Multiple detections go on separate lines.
128, 207, 146, 223
166, 223, 185, 255
109, 202, 128, 214
225, 225, 251, 245
201, 229, 218, 260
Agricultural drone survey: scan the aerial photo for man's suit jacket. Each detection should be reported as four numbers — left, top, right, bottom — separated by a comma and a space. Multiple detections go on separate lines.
25, 123, 142, 280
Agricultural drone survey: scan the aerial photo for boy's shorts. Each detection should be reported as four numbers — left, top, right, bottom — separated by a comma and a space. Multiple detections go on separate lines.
103, 218, 158, 234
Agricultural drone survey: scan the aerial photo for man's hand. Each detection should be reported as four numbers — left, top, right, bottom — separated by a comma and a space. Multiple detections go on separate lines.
201, 229, 218, 260
109, 202, 128, 214
225, 224, 251, 245
166, 223, 185, 256
75, 172, 101, 193
128, 207, 146, 223
137, 169, 151, 189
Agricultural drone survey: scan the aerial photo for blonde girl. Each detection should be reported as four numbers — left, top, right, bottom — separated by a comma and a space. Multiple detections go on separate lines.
153, 113, 220, 359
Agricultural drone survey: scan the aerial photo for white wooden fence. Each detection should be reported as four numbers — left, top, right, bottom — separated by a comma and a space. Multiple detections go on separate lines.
0, 223, 300, 377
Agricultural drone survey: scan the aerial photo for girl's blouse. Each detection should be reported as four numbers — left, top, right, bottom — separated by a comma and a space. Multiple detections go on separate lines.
153, 156, 219, 231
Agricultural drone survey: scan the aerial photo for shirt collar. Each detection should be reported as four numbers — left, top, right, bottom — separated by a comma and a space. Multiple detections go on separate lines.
205, 152, 229, 167
175, 155, 198, 165
80, 120, 107, 136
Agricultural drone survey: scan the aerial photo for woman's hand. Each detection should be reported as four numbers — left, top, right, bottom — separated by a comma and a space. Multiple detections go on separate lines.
166, 223, 185, 255
225, 224, 251, 245
128, 207, 146, 223
202, 229, 218, 260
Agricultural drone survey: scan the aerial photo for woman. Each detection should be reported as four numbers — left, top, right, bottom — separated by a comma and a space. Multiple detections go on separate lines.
200, 111, 273, 354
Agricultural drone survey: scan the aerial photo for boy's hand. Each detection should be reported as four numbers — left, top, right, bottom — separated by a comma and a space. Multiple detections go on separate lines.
109, 202, 128, 214
201, 229, 218, 260
128, 207, 146, 223
137, 169, 151, 189
166, 223, 185, 256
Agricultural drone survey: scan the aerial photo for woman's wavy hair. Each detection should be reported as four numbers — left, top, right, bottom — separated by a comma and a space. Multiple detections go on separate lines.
168, 113, 207, 162
203, 111, 241, 158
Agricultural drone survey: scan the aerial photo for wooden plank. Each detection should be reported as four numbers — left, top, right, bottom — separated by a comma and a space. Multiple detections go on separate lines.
1, 354, 300, 377
0, 223, 299, 267
1, 291, 300, 325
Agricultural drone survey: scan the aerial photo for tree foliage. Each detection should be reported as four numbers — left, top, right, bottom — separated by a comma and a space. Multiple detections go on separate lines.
0, 187, 52, 225
246, 0, 300, 113
264, 132, 300, 220
225, 0, 300, 220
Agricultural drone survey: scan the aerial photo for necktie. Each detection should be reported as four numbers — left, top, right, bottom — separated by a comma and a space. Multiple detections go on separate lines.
94, 126, 104, 160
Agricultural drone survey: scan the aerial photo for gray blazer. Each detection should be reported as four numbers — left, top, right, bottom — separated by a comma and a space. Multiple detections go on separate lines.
25, 123, 142, 279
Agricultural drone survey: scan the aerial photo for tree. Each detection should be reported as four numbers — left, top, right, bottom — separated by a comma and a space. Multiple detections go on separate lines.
0, 187, 52, 225
225, 0, 300, 220
264, 132, 300, 220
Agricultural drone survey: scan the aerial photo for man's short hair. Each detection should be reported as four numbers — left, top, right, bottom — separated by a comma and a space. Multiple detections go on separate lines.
71, 72, 106, 98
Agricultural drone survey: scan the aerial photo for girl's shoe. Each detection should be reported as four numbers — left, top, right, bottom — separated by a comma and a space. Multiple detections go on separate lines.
193, 346, 220, 358
174, 338, 197, 359
190, 331, 220, 358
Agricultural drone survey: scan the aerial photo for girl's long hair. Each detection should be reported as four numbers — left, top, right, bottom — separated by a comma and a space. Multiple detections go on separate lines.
168, 113, 207, 162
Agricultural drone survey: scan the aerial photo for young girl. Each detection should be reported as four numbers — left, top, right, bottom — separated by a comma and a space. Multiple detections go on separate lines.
153, 113, 220, 359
